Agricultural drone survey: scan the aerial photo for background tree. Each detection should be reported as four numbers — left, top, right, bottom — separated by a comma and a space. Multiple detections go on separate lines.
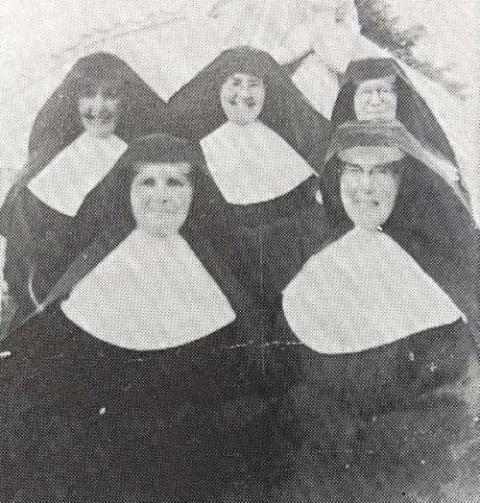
355, 0, 466, 97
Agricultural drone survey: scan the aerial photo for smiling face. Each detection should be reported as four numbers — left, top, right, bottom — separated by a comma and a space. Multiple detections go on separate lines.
77, 80, 122, 138
339, 146, 404, 231
130, 163, 193, 238
220, 73, 266, 125
354, 76, 398, 122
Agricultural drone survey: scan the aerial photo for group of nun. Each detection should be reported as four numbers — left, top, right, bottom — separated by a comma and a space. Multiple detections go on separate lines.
0, 47, 479, 502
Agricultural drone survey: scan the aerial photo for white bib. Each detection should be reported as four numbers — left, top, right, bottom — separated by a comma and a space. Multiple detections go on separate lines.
282, 228, 464, 354
200, 121, 316, 205
28, 132, 128, 216
61, 230, 236, 350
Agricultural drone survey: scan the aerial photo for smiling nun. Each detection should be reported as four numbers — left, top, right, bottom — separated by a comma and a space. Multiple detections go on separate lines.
0, 134, 267, 502
0, 52, 167, 323
166, 46, 330, 230
263, 121, 480, 501
330, 57, 471, 205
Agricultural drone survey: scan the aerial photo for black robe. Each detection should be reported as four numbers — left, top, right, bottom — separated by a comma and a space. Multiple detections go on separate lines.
262, 121, 480, 501
0, 221, 270, 502
0, 53, 167, 323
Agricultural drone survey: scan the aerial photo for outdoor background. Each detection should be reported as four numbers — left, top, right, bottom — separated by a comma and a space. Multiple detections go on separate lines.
1, 0, 479, 212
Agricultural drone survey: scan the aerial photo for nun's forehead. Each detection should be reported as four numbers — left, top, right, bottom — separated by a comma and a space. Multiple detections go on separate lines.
133, 160, 191, 173
348, 58, 400, 84
338, 146, 405, 165
222, 71, 264, 84
355, 74, 397, 89
77, 76, 125, 93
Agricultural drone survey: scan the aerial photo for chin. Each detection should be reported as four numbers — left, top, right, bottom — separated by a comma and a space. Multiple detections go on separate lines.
348, 210, 384, 231
83, 121, 116, 137
140, 225, 180, 238
366, 112, 395, 122
229, 115, 257, 126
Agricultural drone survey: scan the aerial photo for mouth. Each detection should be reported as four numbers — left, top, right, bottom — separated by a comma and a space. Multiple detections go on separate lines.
82, 113, 115, 124
227, 97, 257, 108
353, 198, 380, 207
144, 207, 179, 216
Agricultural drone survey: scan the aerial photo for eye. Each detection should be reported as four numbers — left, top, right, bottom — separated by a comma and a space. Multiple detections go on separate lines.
79, 86, 97, 99
141, 177, 156, 187
102, 88, 121, 100
342, 164, 363, 175
373, 163, 401, 176
166, 177, 186, 187
231, 78, 242, 87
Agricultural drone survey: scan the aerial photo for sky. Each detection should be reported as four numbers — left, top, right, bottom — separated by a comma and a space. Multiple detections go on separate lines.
388, 0, 479, 95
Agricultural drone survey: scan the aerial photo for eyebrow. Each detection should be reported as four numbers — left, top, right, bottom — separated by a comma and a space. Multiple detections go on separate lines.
229, 75, 262, 84
343, 159, 400, 166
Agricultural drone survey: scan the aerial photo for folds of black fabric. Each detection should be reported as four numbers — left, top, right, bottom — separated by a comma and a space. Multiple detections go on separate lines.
0, 53, 168, 323
259, 121, 480, 501
0, 225, 271, 502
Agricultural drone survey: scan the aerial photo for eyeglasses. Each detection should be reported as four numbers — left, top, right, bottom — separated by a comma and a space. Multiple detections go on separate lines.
340, 162, 402, 181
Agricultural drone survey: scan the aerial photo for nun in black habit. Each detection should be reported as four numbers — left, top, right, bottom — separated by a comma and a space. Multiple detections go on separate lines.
165, 46, 330, 230
0, 134, 269, 502
0, 52, 167, 322
330, 57, 470, 204
263, 121, 480, 502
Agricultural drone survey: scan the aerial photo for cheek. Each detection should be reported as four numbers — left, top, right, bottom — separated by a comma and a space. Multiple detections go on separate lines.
130, 186, 149, 210
353, 94, 367, 114
178, 187, 193, 211
253, 87, 265, 104
106, 99, 120, 114
77, 98, 90, 115
381, 177, 400, 198
340, 180, 356, 214
220, 85, 234, 104
387, 94, 398, 110
377, 179, 399, 213
221, 100, 235, 118
340, 176, 356, 197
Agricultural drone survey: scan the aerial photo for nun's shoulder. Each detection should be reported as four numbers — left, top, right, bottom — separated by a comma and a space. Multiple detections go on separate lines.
0, 305, 68, 379
261, 203, 330, 292
184, 226, 262, 304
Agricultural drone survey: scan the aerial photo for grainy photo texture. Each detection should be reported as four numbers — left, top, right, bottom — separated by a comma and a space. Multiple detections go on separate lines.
0, 1, 479, 501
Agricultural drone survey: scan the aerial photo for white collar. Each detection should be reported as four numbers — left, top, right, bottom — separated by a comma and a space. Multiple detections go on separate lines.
28, 132, 128, 216
200, 121, 316, 205
61, 229, 236, 350
283, 227, 464, 354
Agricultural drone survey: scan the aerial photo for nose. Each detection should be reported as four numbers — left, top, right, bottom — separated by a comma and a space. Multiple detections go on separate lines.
357, 170, 374, 191
238, 84, 252, 98
368, 90, 382, 105
91, 92, 107, 113
149, 184, 175, 206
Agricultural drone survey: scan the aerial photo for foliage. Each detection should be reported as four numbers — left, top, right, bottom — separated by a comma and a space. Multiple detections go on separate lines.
355, 0, 466, 96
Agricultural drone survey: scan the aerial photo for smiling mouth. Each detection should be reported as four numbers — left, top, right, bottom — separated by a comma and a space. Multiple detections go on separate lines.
82, 113, 115, 123
354, 199, 380, 207
227, 97, 257, 108
145, 207, 178, 216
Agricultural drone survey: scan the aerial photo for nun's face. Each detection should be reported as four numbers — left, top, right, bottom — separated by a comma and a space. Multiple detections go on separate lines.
354, 76, 398, 122
220, 73, 265, 125
78, 81, 121, 137
130, 163, 193, 237
339, 146, 404, 231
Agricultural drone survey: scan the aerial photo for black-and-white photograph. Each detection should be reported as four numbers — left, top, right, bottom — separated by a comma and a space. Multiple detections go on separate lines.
0, 1, 479, 501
